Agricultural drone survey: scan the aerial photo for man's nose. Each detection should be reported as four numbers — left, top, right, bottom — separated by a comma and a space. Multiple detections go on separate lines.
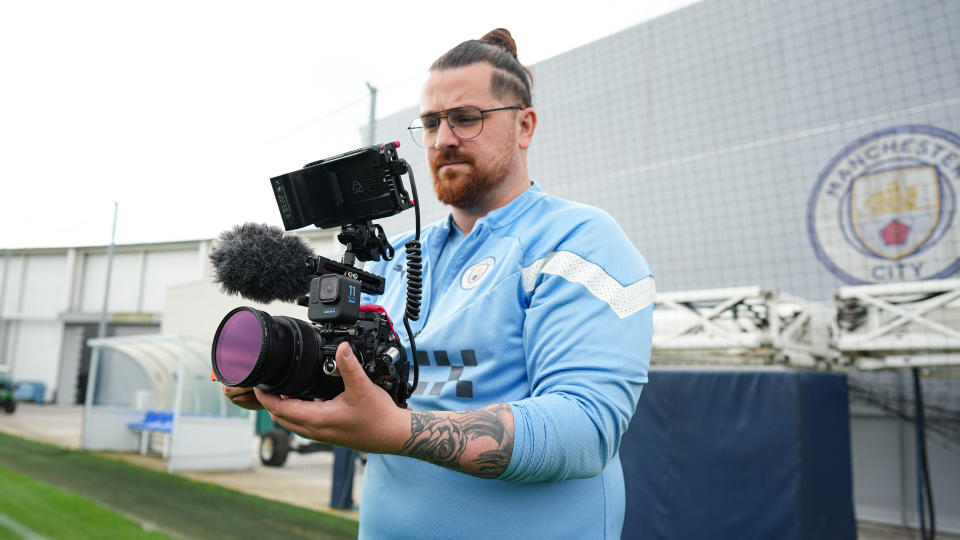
434, 119, 460, 149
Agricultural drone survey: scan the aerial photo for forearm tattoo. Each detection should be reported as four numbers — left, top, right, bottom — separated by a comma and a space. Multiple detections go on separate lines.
401, 403, 514, 479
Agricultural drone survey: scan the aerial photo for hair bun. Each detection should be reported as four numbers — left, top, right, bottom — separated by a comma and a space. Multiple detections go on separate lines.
480, 28, 518, 59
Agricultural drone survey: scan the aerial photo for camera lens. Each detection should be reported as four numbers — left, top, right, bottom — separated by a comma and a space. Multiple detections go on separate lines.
212, 308, 263, 383
319, 275, 339, 301
211, 307, 344, 399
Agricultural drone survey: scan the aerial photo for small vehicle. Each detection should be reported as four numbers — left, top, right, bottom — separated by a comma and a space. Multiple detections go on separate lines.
0, 367, 16, 414
255, 409, 330, 466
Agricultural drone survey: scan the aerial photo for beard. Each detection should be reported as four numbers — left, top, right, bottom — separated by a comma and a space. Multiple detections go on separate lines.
430, 148, 512, 210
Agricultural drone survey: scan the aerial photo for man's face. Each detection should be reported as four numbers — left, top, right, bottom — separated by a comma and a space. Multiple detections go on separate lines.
419, 63, 521, 210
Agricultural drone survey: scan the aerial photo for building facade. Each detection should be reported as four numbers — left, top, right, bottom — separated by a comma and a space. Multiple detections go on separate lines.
0, 230, 337, 405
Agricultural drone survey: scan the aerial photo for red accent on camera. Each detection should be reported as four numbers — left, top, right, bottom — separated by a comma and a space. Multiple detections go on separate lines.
360, 304, 401, 343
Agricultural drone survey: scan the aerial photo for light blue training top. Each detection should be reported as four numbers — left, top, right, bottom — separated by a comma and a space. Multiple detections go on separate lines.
359, 183, 654, 539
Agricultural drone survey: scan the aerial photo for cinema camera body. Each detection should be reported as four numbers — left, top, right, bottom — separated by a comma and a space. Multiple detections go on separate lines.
211, 142, 421, 408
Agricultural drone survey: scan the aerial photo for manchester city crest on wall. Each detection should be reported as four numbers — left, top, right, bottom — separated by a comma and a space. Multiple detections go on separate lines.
808, 125, 960, 284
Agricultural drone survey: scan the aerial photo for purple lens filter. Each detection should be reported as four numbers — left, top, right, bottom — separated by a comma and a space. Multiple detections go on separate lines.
214, 309, 263, 383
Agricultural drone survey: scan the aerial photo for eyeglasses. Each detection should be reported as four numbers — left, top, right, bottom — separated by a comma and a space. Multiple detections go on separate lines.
408, 105, 522, 148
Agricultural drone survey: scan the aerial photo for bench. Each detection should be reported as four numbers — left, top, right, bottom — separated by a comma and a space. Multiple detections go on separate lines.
128, 410, 173, 457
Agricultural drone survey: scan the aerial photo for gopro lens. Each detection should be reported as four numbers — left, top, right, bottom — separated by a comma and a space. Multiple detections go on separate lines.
319, 275, 339, 302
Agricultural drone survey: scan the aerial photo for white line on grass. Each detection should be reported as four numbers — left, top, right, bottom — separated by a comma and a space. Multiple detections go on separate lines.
0, 511, 49, 540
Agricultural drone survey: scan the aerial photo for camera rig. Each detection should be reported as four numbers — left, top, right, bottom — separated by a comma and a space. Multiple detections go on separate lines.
212, 142, 422, 408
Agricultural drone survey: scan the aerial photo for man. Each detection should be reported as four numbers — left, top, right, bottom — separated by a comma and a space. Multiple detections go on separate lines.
225, 29, 654, 538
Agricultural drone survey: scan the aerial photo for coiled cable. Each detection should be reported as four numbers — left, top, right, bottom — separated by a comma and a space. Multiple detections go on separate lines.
401, 166, 422, 396
405, 241, 423, 321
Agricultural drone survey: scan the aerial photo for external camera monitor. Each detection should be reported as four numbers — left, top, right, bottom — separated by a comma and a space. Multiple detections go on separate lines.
269, 142, 413, 231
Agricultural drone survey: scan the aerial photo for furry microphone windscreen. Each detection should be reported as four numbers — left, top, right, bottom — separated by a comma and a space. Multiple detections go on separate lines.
208, 222, 316, 304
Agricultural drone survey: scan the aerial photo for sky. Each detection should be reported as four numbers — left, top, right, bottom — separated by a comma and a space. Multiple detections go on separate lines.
0, 0, 699, 249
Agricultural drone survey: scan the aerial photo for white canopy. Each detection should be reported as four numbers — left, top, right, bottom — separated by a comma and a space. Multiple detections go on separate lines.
81, 334, 254, 472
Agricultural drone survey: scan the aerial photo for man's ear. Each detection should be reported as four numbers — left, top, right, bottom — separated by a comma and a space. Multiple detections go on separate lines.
518, 107, 537, 150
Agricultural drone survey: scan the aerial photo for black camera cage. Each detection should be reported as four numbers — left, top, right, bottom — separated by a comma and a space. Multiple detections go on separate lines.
272, 141, 424, 397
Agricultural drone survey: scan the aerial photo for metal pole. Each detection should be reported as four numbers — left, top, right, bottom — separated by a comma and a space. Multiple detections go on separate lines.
86, 202, 117, 408
167, 336, 187, 471
97, 202, 119, 341
0, 250, 10, 366
81, 342, 101, 448
366, 82, 377, 145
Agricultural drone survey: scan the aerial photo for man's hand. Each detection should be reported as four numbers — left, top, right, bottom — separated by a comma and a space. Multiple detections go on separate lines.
234, 341, 515, 478
221, 385, 264, 411
254, 342, 411, 454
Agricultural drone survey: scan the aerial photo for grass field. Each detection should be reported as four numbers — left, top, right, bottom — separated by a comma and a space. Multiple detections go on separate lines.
0, 465, 169, 539
0, 432, 358, 539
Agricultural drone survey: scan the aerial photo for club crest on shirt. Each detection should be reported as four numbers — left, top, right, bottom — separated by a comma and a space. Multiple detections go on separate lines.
461, 257, 495, 289
808, 125, 960, 284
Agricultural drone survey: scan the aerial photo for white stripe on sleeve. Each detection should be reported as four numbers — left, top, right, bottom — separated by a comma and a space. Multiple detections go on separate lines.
522, 251, 655, 319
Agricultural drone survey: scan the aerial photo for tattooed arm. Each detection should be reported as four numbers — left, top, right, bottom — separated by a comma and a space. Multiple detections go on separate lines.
400, 403, 515, 479
250, 343, 516, 479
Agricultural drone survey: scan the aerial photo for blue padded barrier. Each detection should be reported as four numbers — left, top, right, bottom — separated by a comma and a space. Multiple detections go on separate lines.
619, 369, 856, 540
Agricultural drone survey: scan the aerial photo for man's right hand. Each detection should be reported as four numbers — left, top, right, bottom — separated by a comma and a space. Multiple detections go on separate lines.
221, 385, 264, 410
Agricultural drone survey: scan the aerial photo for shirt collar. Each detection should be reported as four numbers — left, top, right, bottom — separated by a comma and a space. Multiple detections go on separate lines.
472, 181, 545, 232
432, 181, 545, 239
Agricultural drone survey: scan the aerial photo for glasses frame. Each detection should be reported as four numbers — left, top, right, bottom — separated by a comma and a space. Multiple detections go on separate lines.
408, 105, 523, 147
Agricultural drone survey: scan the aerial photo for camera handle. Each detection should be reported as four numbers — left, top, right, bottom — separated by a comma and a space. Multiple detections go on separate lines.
338, 221, 394, 263
305, 256, 386, 295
